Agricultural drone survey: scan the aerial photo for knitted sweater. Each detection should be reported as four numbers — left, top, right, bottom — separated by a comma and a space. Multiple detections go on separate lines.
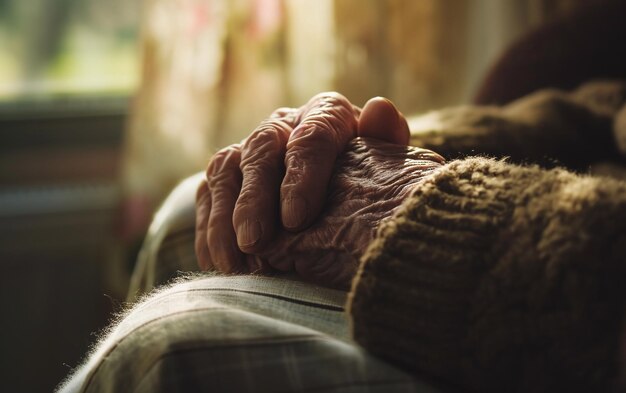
347, 80, 626, 392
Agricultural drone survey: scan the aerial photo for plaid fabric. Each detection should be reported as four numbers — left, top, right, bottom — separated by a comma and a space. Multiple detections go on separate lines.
59, 175, 438, 392
58, 275, 436, 393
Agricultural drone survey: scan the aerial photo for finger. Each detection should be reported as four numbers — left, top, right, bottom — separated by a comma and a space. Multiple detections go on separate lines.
195, 180, 213, 271
358, 97, 410, 145
281, 92, 359, 231
234, 118, 291, 253
206, 145, 247, 273
269, 107, 300, 126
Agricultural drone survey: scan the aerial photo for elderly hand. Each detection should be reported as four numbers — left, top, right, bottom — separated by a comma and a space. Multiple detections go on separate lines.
259, 137, 443, 287
195, 93, 443, 287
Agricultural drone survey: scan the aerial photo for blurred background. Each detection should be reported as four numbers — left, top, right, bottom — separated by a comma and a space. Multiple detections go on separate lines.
0, 0, 607, 391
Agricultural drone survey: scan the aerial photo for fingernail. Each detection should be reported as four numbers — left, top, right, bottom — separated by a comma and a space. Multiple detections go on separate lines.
282, 196, 307, 229
378, 97, 401, 123
237, 219, 262, 248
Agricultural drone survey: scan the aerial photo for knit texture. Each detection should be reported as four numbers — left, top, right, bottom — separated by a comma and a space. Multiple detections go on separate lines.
348, 157, 626, 392
408, 80, 626, 169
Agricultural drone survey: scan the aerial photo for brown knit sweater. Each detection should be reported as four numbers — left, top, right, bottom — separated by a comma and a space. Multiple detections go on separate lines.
347, 80, 626, 392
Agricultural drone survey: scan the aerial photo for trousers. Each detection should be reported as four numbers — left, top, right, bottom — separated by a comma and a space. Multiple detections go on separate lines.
58, 274, 435, 393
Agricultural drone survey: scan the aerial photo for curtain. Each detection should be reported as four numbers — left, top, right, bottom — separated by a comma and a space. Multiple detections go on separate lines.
121, 0, 602, 235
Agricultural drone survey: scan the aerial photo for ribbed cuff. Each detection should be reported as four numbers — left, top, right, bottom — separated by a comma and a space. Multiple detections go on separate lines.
348, 157, 626, 392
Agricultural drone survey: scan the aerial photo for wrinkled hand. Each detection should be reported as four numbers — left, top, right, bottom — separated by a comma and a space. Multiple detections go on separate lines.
195, 92, 443, 287
258, 137, 444, 288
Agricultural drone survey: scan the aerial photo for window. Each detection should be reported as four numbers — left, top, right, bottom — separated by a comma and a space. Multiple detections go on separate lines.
0, 0, 140, 100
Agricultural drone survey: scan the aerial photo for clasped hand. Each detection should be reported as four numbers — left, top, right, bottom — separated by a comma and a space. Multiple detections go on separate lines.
195, 93, 444, 288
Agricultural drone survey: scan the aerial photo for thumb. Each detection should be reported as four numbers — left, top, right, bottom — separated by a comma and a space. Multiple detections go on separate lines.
358, 97, 410, 145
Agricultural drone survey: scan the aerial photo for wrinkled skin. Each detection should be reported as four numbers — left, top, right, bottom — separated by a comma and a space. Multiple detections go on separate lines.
195, 92, 444, 288
258, 138, 444, 288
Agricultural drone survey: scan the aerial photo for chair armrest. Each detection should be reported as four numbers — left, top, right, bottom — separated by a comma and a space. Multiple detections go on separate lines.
127, 172, 204, 300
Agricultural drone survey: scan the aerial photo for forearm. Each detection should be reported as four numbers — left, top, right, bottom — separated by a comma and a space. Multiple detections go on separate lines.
348, 157, 626, 392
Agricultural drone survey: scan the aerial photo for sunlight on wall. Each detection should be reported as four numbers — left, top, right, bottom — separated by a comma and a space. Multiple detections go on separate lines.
285, 0, 335, 105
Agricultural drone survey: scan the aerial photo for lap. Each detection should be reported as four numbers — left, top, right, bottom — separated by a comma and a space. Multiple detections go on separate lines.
59, 275, 434, 393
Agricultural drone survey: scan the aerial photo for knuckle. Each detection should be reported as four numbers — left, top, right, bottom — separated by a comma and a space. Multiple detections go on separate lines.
329, 93, 353, 112
237, 168, 266, 199
241, 128, 286, 174
243, 123, 287, 154
309, 125, 337, 145
312, 91, 350, 107
236, 167, 278, 219
209, 177, 240, 207
290, 123, 336, 148
316, 92, 354, 116
283, 147, 316, 184
234, 193, 255, 215
242, 156, 281, 181
233, 194, 261, 227
270, 107, 298, 122
208, 170, 241, 197
206, 145, 241, 179
299, 93, 357, 148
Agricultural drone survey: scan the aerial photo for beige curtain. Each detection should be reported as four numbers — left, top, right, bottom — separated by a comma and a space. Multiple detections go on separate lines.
122, 0, 599, 233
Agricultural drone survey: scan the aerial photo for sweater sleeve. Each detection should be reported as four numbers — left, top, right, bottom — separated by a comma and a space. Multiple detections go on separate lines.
347, 157, 626, 392
407, 80, 626, 169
